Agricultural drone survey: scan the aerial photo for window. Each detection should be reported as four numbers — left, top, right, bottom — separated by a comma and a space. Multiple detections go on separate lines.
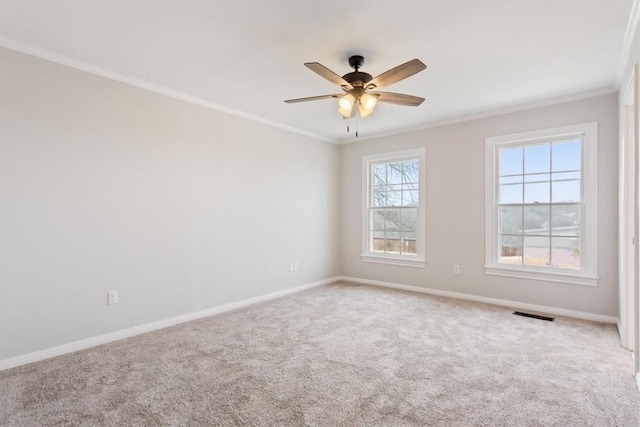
362, 148, 425, 268
485, 122, 598, 286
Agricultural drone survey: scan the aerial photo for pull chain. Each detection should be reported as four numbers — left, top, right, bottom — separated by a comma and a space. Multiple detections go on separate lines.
344, 118, 360, 138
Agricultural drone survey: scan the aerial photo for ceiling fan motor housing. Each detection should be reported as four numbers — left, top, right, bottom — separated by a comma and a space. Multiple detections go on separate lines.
344, 56, 373, 89
342, 71, 373, 88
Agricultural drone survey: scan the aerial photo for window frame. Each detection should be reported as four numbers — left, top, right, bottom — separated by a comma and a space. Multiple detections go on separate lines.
361, 147, 426, 268
485, 122, 598, 286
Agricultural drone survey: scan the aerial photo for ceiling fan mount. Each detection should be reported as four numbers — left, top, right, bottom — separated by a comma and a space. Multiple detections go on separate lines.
285, 55, 427, 119
348, 55, 365, 71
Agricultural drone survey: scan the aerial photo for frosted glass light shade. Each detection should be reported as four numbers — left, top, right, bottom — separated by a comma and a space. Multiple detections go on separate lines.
358, 93, 377, 117
338, 93, 355, 118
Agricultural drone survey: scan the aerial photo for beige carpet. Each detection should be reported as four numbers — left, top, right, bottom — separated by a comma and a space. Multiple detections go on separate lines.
1, 282, 639, 426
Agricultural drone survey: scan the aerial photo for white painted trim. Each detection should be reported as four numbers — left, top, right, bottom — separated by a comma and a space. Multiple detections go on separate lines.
339, 88, 617, 145
617, 320, 623, 339
619, 69, 637, 350
484, 266, 598, 287
633, 63, 640, 377
0, 277, 339, 371
0, 37, 336, 145
338, 276, 618, 324
361, 254, 426, 268
617, 0, 640, 87
361, 148, 426, 267
484, 122, 599, 286
636, 372, 640, 392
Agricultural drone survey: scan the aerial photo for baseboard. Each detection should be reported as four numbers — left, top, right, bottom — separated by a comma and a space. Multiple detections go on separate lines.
617, 321, 627, 348
0, 277, 338, 371
337, 276, 618, 324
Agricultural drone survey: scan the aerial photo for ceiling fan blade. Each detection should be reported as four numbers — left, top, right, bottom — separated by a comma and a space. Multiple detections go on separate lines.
372, 91, 425, 106
304, 62, 353, 89
366, 59, 426, 90
284, 94, 342, 103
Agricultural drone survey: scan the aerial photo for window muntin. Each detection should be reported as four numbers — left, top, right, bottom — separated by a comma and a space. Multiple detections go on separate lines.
370, 159, 419, 256
362, 148, 425, 268
497, 139, 582, 270
485, 122, 598, 286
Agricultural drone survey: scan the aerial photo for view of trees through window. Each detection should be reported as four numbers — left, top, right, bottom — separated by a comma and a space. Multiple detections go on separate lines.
369, 159, 419, 256
498, 140, 581, 270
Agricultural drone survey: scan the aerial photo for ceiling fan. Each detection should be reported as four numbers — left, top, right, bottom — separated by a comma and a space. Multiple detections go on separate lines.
284, 55, 426, 119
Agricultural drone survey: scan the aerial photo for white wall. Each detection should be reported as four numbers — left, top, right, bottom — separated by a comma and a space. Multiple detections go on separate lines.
341, 94, 619, 317
0, 48, 341, 360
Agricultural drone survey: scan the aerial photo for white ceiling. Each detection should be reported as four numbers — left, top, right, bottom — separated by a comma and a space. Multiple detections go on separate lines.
0, 1, 634, 143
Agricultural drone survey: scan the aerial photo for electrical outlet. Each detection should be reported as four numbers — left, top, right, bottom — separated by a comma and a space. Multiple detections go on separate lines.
108, 290, 118, 305
453, 265, 460, 274
294, 261, 298, 271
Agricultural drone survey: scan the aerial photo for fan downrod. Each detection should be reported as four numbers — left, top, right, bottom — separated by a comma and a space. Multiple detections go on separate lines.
348, 55, 365, 71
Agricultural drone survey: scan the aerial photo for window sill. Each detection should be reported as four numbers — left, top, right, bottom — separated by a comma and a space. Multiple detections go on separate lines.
361, 254, 426, 268
484, 265, 598, 287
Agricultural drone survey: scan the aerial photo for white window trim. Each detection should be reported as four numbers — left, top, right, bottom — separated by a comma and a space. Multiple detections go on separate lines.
484, 122, 599, 287
361, 148, 426, 268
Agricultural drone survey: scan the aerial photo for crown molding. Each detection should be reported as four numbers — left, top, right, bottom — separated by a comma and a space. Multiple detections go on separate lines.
338, 87, 617, 145
0, 37, 338, 145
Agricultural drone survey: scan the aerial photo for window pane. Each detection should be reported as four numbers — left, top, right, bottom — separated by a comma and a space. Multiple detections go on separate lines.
366, 154, 422, 259
402, 232, 417, 255
371, 231, 385, 253
384, 209, 401, 232
551, 205, 580, 236
403, 160, 419, 183
499, 235, 522, 264
371, 209, 386, 231
524, 182, 550, 204
387, 191, 402, 207
385, 232, 401, 254
373, 164, 386, 186
388, 163, 403, 184
372, 188, 387, 207
524, 144, 550, 174
402, 190, 419, 207
551, 237, 580, 270
499, 147, 523, 176
500, 184, 523, 204
400, 208, 418, 232
523, 205, 550, 235
552, 141, 581, 172
499, 206, 522, 234
523, 236, 550, 266
552, 180, 580, 203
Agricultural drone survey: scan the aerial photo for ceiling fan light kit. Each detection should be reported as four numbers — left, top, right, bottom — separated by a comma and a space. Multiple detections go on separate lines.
337, 92, 356, 117
285, 55, 427, 123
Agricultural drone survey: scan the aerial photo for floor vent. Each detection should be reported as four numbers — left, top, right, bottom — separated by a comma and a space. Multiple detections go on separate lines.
513, 311, 555, 322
